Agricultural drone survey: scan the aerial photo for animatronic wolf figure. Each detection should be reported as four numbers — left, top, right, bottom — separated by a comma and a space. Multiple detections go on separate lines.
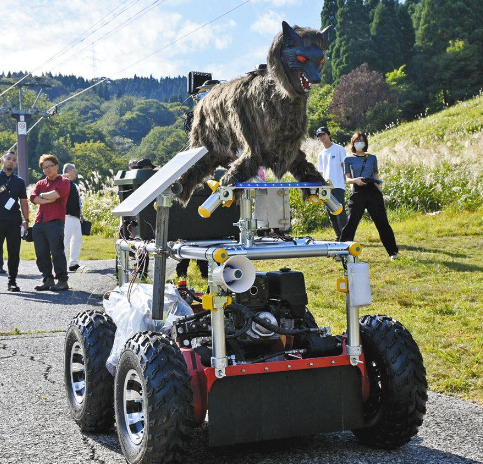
177, 21, 331, 205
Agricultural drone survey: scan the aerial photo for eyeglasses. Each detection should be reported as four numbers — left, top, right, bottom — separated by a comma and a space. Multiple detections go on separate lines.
42, 164, 56, 171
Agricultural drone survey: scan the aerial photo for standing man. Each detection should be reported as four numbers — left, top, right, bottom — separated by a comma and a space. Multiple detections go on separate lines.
316, 127, 348, 240
30, 154, 70, 291
63, 163, 83, 272
0, 152, 29, 292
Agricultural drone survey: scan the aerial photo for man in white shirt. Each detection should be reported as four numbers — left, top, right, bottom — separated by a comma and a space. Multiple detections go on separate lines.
316, 127, 348, 240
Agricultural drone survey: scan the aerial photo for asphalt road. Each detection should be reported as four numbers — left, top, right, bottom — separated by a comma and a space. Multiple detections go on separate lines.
1, 260, 482, 464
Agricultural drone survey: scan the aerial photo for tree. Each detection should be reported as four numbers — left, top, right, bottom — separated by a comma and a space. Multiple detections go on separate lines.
412, 0, 483, 107
385, 65, 423, 119
321, 0, 339, 84
71, 141, 124, 178
307, 84, 335, 136
329, 63, 391, 130
371, 0, 404, 74
331, 0, 378, 81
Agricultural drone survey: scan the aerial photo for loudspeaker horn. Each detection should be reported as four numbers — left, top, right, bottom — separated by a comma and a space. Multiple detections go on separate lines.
212, 255, 256, 293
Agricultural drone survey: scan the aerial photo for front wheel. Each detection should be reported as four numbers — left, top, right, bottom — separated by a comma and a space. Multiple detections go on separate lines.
353, 314, 428, 449
114, 332, 194, 464
64, 309, 116, 432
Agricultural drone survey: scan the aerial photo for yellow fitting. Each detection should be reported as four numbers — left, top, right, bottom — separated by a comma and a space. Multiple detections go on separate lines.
331, 204, 343, 216
337, 277, 348, 293
202, 293, 232, 311
222, 199, 234, 208
153, 202, 158, 211
198, 205, 211, 218
308, 194, 325, 205
213, 248, 228, 263
349, 242, 362, 256
207, 180, 220, 192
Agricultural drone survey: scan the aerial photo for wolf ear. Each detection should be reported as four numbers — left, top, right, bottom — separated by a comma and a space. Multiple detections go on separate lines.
282, 21, 304, 49
319, 25, 333, 50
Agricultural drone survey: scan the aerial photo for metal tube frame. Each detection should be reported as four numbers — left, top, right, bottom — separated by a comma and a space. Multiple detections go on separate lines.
114, 184, 366, 377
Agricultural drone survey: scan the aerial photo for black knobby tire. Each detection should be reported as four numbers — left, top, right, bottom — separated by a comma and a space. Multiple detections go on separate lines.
64, 309, 117, 432
114, 332, 194, 464
353, 314, 428, 449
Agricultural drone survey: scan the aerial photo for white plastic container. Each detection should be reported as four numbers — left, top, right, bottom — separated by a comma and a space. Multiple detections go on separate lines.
347, 262, 372, 307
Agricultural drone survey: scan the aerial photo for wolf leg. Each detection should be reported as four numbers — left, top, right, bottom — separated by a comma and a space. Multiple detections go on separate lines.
289, 149, 325, 200
220, 153, 262, 186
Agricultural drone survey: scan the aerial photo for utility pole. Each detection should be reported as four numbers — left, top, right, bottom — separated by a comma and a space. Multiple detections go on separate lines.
0, 78, 53, 184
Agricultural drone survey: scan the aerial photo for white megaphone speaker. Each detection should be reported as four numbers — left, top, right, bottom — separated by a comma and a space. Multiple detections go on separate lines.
212, 256, 256, 293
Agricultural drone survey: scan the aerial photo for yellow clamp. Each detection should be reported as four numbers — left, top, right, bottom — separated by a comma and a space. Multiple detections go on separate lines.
348, 242, 362, 256
213, 248, 229, 263
337, 277, 348, 293
207, 179, 220, 192
202, 293, 233, 311
308, 195, 326, 205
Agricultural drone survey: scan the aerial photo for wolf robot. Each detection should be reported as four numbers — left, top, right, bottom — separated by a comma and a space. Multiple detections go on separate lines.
178, 21, 331, 205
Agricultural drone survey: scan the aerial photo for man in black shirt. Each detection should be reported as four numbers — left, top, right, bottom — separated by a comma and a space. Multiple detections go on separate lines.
0, 152, 29, 292
63, 163, 84, 272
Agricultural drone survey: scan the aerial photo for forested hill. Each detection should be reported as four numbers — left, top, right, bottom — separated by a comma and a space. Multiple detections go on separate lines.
0, 72, 187, 103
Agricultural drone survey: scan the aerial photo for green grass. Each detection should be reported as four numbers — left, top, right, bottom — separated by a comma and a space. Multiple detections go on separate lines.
183, 209, 483, 405
19, 235, 116, 260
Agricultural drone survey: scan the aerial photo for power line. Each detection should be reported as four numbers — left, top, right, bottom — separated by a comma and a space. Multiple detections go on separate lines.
53, 0, 165, 73
7, 0, 253, 151
0, 0, 141, 98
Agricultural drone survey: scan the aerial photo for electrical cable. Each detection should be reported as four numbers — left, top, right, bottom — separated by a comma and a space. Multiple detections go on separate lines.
53, 0, 166, 73
0, 0, 141, 98
6, 0, 252, 150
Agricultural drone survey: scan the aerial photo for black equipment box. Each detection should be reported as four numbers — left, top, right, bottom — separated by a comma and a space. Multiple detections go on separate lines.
266, 268, 308, 317
114, 169, 240, 241
187, 71, 212, 95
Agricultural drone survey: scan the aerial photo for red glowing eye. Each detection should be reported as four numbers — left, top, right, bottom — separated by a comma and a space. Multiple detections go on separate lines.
320, 57, 325, 64
296, 55, 307, 62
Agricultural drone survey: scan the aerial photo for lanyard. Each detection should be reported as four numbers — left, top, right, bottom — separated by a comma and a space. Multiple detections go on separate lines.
358, 154, 369, 178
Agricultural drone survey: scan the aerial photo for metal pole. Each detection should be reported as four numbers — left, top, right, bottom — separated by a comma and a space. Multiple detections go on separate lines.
151, 195, 170, 320
345, 256, 362, 366
13, 114, 29, 183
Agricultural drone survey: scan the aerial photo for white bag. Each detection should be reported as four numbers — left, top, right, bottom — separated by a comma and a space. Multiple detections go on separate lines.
103, 283, 193, 375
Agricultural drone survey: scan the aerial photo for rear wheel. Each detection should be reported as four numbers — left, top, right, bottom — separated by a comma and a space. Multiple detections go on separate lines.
64, 309, 116, 432
114, 332, 194, 464
353, 314, 428, 449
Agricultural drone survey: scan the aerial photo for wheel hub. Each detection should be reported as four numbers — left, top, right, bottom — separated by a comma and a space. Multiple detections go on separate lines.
123, 369, 145, 445
70, 341, 86, 405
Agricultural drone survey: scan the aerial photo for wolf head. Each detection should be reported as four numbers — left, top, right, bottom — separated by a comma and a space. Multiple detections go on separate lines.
268, 21, 331, 99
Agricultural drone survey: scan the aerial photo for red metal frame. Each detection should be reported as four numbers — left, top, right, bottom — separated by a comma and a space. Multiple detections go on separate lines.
181, 336, 370, 425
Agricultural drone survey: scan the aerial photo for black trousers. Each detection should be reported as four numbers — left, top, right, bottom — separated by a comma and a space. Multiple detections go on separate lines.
176, 259, 208, 278
0, 219, 21, 281
326, 188, 348, 240
33, 220, 68, 282
340, 185, 398, 256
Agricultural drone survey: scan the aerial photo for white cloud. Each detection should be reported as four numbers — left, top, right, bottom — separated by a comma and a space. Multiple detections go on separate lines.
250, 10, 283, 36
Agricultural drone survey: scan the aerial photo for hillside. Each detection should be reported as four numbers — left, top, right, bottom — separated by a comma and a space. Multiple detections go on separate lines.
303, 92, 483, 213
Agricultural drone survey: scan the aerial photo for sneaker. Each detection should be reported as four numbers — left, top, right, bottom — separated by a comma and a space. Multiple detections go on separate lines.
35, 277, 55, 291
69, 264, 80, 272
8, 282, 20, 292
0, 268, 7, 275
50, 280, 69, 291
390, 254, 399, 261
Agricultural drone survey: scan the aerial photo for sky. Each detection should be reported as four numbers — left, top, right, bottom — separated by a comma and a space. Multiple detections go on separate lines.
0, 0, 324, 83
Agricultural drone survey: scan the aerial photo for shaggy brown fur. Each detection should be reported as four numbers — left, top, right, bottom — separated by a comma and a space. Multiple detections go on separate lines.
178, 22, 330, 205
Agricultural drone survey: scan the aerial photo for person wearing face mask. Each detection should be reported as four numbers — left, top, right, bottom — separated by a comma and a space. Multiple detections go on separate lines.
340, 132, 399, 260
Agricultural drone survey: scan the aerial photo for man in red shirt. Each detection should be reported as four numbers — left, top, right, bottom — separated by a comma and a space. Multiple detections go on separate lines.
30, 154, 71, 291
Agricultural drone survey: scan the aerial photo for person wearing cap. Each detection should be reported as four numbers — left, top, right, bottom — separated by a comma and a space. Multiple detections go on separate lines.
63, 163, 84, 272
316, 127, 348, 240
133, 159, 156, 170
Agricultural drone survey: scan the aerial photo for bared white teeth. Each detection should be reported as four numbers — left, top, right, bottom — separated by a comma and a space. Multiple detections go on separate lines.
298, 73, 311, 92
